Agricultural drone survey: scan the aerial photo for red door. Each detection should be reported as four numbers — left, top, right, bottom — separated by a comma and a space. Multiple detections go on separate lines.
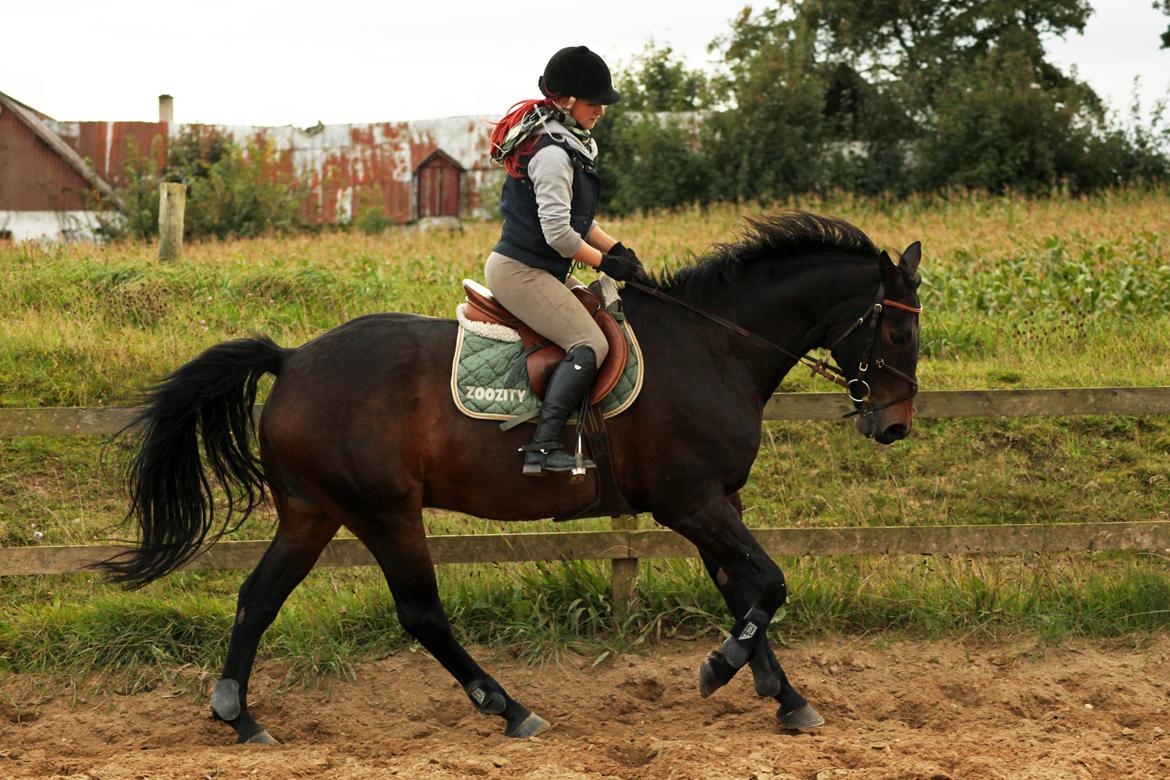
418, 160, 461, 219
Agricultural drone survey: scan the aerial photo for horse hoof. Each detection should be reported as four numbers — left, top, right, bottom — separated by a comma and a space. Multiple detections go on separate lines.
244, 729, 279, 745
699, 650, 736, 698
776, 703, 825, 731
505, 712, 551, 738
699, 658, 720, 698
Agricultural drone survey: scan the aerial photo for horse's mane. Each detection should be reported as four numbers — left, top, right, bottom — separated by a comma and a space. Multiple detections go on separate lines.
648, 211, 880, 299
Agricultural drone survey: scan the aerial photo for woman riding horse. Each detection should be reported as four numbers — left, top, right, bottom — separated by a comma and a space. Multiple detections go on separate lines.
101, 212, 923, 742
486, 45, 646, 477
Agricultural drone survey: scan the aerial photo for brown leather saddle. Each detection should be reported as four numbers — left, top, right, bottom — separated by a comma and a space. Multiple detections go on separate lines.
461, 279, 629, 403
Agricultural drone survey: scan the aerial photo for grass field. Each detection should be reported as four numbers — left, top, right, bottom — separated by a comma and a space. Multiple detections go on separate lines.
2, 188, 1169, 684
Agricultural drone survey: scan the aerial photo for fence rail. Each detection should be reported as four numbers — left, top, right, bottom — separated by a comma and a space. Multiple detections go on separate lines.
3, 387, 1169, 578
3, 522, 1169, 578
3, 387, 1170, 437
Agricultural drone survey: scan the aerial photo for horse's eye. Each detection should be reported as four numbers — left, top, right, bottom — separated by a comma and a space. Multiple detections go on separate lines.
887, 327, 912, 346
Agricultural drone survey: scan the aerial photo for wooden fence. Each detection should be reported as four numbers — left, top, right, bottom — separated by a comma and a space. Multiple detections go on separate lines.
3, 388, 1170, 583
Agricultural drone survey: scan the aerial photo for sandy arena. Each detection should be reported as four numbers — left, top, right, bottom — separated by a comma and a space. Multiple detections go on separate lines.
3, 636, 1169, 779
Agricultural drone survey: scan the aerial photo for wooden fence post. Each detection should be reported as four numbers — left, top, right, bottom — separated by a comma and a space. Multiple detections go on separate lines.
158, 182, 186, 261
611, 515, 639, 619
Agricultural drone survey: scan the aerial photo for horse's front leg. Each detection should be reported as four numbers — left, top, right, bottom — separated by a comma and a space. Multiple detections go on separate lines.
656, 493, 824, 730
718, 493, 822, 728
699, 550, 822, 729
701, 493, 783, 698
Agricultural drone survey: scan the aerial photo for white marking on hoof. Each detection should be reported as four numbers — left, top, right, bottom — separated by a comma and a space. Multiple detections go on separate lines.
245, 729, 279, 745
777, 703, 825, 731
506, 712, 551, 738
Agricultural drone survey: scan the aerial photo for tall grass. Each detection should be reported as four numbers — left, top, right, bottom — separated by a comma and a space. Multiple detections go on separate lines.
3, 187, 1169, 406
2, 188, 1170, 681
4, 555, 1167, 688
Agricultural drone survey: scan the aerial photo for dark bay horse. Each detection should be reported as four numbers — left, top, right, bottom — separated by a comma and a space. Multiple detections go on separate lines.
101, 212, 922, 744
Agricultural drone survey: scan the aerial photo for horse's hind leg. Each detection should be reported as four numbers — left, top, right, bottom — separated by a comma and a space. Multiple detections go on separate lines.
210, 503, 339, 744
353, 510, 550, 738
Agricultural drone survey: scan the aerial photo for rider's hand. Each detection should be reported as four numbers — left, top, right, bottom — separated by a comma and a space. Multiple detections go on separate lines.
598, 250, 646, 282
609, 242, 640, 266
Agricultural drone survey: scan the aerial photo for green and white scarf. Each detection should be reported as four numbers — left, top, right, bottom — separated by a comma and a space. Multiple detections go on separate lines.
491, 103, 593, 165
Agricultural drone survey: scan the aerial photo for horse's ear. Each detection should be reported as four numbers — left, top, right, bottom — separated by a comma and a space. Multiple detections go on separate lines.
900, 241, 922, 279
879, 249, 899, 285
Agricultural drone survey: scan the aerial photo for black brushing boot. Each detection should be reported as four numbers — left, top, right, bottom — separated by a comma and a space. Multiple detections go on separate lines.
521, 345, 598, 476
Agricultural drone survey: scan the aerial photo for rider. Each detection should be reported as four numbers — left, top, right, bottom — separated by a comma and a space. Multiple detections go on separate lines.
485, 45, 645, 477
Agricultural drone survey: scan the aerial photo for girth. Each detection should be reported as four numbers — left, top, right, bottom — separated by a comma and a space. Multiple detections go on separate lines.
461, 279, 628, 403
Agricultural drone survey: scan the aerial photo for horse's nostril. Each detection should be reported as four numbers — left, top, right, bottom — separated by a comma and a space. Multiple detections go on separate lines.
885, 423, 909, 440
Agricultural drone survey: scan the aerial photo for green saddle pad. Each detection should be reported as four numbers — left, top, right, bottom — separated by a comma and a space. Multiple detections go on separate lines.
450, 314, 644, 425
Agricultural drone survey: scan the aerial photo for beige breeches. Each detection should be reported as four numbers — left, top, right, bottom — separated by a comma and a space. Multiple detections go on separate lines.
483, 252, 609, 364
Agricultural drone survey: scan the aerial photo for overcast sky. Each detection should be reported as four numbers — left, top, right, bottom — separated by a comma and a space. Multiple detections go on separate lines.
2, 1, 1167, 128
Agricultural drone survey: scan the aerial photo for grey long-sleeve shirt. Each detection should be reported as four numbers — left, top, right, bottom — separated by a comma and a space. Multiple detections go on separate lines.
526, 120, 599, 258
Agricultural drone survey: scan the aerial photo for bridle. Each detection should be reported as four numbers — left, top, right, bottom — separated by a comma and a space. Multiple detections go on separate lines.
625, 279, 922, 419
818, 283, 922, 418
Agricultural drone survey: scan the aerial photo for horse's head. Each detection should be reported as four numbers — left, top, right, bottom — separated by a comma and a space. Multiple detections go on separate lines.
828, 241, 922, 444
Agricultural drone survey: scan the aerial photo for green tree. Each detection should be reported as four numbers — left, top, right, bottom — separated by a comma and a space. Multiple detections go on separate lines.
180, 135, 307, 239
918, 43, 1115, 191
702, 10, 834, 199
614, 44, 712, 111
594, 46, 714, 212
708, 0, 1156, 193
790, 0, 1094, 104
93, 136, 164, 241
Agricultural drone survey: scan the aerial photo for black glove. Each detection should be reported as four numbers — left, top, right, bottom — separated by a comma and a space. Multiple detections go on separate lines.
597, 250, 646, 282
610, 242, 640, 266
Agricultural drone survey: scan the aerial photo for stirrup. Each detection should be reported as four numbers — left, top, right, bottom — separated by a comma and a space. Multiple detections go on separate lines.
519, 443, 595, 476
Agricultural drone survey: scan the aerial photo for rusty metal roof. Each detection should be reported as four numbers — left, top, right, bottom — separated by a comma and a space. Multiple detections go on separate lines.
0, 91, 122, 210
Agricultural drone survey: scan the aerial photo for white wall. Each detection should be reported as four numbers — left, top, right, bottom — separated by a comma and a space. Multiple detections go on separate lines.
0, 210, 112, 242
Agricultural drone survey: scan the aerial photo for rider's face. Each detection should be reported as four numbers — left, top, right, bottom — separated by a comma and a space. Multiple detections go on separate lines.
568, 98, 605, 130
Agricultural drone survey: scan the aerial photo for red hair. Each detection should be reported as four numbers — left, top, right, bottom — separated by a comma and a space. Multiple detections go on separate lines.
490, 98, 556, 178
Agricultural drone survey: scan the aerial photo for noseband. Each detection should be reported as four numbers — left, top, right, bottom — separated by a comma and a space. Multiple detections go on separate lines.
625, 280, 921, 419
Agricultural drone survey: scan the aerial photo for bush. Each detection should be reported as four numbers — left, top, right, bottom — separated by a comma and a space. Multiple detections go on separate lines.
98, 127, 310, 241
596, 111, 712, 214
181, 135, 308, 239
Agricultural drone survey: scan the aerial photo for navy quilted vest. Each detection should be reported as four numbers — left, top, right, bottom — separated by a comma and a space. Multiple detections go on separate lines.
493, 134, 600, 279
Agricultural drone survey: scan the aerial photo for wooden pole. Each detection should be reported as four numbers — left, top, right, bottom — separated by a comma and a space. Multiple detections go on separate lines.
611, 515, 639, 619
158, 182, 186, 261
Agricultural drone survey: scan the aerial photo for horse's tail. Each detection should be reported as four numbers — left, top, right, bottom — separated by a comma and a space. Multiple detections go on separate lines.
97, 336, 292, 589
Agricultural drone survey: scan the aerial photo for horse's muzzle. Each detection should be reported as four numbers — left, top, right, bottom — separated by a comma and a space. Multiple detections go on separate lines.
856, 410, 912, 444
876, 421, 910, 444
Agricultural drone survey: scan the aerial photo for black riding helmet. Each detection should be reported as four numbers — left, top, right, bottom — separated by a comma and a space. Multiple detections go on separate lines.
538, 46, 621, 105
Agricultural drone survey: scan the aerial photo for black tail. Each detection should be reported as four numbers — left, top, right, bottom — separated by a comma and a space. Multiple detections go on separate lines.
97, 336, 291, 588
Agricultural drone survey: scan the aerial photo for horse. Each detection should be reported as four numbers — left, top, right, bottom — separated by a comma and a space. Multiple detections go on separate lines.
99, 211, 923, 744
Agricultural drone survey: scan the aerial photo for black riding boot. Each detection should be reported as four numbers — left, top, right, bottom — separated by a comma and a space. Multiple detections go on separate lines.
521, 345, 598, 476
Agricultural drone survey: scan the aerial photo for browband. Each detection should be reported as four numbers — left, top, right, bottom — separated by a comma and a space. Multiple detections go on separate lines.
881, 299, 923, 314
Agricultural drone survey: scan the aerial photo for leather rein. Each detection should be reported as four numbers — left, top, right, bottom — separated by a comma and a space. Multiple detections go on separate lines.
624, 279, 922, 419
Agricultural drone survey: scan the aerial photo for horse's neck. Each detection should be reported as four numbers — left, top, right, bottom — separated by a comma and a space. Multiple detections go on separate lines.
703, 259, 877, 396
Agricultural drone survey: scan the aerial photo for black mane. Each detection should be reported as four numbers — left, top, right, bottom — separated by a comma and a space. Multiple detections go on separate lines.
649, 211, 880, 300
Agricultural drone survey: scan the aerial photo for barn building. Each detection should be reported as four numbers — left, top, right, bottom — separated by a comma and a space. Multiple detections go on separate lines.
0, 92, 501, 241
